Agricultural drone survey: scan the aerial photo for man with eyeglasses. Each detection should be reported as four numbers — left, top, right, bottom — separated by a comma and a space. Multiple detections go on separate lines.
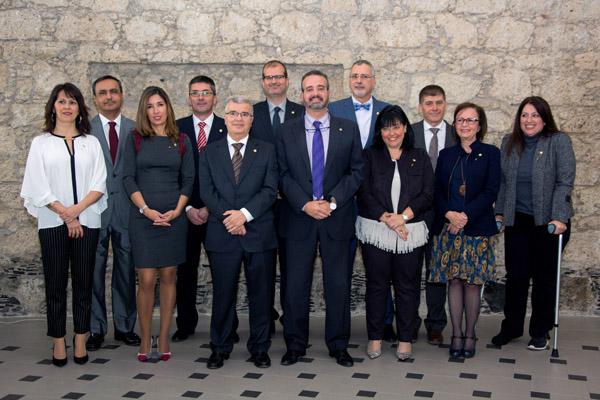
171, 75, 227, 343
199, 96, 278, 369
411, 84, 456, 345
251, 60, 304, 333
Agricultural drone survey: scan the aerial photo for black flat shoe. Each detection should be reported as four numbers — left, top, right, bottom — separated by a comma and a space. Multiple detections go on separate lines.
329, 349, 354, 367
207, 352, 229, 369
86, 333, 104, 351
73, 336, 88, 365
491, 331, 520, 347
250, 352, 271, 368
52, 338, 67, 367
115, 330, 141, 346
449, 335, 464, 358
171, 330, 191, 342
281, 350, 304, 366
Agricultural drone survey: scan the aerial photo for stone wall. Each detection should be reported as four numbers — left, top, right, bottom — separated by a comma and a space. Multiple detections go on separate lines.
1, 0, 599, 317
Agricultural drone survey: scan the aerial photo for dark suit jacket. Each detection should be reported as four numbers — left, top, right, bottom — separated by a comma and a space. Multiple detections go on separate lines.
357, 146, 433, 223
251, 99, 304, 146
412, 120, 456, 153
328, 96, 389, 148
198, 137, 278, 253
432, 140, 501, 237
277, 115, 364, 240
176, 114, 227, 208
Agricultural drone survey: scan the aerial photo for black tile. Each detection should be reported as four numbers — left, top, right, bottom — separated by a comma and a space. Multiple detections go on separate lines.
590, 393, 600, 400
414, 391, 434, 398
19, 375, 42, 382
530, 392, 550, 399
514, 373, 532, 380
299, 391, 318, 398
0, 396, 25, 400
189, 373, 208, 380
123, 392, 144, 399
244, 372, 263, 379
299, 357, 314, 363
568, 374, 587, 381
439, 343, 450, 349
37, 358, 53, 365
486, 344, 501, 349
582, 345, 599, 351
549, 358, 567, 364
78, 374, 99, 381
62, 393, 85, 399
499, 358, 516, 364
406, 373, 424, 380
348, 343, 360, 349
460, 372, 478, 379
353, 357, 364, 363
448, 357, 465, 363
102, 344, 120, 350
199, 343, 211, 349
352, 373, 370, 379
297, 373, 316, 380
1, 346, 20, 351
194, 357, 209, 363
240, 391, 261, 398
356, 390, 376, 397
181, 391, 203, 398
133, 373, 153, 380
91, 357, 110, 364
472, 390, 492, 398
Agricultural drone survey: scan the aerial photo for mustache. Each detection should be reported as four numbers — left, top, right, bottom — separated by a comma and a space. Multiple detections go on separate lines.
309, 95, 323, 102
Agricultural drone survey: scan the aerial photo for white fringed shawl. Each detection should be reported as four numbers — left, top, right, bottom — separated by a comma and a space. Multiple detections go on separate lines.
355, 216, 428, 254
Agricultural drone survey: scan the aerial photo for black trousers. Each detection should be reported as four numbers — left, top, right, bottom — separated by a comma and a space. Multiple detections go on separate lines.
208, 248, 274, 354
501, 212, 570, 338
38, 224, 99, 338
362, 243, 424, 342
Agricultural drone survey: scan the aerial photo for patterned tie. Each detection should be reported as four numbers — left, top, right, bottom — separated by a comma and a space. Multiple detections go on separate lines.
428, 127, 439, 171
197, 121, 207, 151
108, 121, 118, 164
232, 143, 244, 184
354, 103, 371, 111
272, 106, 282, 130
311, 121, 324, 199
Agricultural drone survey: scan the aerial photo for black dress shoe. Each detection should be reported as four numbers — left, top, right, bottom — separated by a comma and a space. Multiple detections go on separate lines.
382, 324, 397, 343
281, 350, 304, 366
231, 331, 240, 343
251, 352, 271, 368
115, 331, 141, 346
206, 352, 229, 369
329, 349, 354, 367
171, 330, 192, 342
491, 330, 521, 347
86, 333, 104, 351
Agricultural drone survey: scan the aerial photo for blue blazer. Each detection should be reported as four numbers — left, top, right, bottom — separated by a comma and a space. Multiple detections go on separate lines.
432, 140, 501, 236
251, 99, 304, 147
176, 114, 227, 208
328, 96, 389, 148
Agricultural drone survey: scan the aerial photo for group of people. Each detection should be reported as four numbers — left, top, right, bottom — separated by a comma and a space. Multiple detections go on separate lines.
20, 59, 576, 370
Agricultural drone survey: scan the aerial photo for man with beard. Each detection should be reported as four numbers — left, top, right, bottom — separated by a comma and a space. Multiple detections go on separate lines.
277, 70, 363, 367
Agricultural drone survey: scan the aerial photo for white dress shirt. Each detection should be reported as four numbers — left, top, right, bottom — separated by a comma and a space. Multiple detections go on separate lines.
193, 113, 215, 142
352, 96, 373, 149
226, 134, 253, 222
99, 113, 122, 144
423, 120, 447, 155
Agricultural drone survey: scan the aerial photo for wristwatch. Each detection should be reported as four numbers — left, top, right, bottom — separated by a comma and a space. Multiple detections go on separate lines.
329, 197, 337, 210
139, 204, 148, 214
402, 214, 409, 221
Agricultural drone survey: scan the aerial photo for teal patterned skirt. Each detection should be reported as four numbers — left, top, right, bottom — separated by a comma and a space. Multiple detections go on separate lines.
429, 225, 496, 285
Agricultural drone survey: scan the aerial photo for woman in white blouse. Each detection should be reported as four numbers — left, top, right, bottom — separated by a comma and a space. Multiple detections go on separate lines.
21, 83, 107, 367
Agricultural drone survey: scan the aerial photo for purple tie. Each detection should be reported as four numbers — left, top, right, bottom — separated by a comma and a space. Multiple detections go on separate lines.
312, 120, 324, 199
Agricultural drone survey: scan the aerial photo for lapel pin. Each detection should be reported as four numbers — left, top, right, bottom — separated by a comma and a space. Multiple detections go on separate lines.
478, 153, 482, 157
539, 151, 543, 154
219, 128, 223, 132
338, 128, 343, 132
291, 110, 295, 114
253, 148, 257, 153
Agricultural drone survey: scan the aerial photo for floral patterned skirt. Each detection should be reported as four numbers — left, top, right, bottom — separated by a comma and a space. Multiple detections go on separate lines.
429, 225, 496, 285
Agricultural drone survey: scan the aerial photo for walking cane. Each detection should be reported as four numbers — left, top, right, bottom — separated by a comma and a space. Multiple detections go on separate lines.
547, 223, 563, 358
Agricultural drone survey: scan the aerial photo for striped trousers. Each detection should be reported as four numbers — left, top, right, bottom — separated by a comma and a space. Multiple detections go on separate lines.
38, 224, 99, 338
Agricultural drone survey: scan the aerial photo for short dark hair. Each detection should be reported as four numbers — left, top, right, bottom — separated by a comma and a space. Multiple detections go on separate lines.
262, 60, 288, 79
372, 105, 414, 150
418, 85, 446, 103
506, 96, 559, 156
301, 70, 329, 91
92, 75, 123, 96
452, 102, 487, 142
188, 75, 217, 95
44, 83, 91, 134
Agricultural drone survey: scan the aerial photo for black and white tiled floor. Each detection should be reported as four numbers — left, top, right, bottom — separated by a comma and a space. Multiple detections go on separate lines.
1, 315, 599, 399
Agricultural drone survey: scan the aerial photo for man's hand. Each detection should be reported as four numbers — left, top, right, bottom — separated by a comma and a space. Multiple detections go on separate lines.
186, 207, 205, 225
548, 219, 567, 234
197, 207, 209, 224
303, 200, 331, 220
223, 210, 247, 233
229, 225, 247, 236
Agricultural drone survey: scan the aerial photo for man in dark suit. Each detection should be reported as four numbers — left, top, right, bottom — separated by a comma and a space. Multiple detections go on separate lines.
87, 75, 140, 350
252, 60, 304, 331
172, 75, 227, 342
277, 70, 363, 367
411, 84, 456, 345
199, 96, 278, 369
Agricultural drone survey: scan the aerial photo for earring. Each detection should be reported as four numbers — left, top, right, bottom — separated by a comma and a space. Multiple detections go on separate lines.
76, 115, 81, 124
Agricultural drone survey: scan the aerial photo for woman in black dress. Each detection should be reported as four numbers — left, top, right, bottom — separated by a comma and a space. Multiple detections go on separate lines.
123, 86, 194, 361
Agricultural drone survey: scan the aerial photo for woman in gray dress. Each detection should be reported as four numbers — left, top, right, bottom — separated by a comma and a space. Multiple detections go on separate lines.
123, 86, 194, 361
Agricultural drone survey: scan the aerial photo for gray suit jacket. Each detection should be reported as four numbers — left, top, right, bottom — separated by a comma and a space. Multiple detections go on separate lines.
495, 132, 575, 226
90, 114, 136, 230
412, 120, 456, 154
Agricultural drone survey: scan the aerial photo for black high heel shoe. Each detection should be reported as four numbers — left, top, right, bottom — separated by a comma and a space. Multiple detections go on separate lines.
73, 336, 89, 365
462, 336, 477, 359
52, 338, 68, 367
449, 336, 464, 358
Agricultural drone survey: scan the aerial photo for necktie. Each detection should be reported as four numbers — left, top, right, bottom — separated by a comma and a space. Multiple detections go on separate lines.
108, 121, 118, 164
354, 103, 371, 111
428, 127, 439, 170
232, 143, 244, 184
272, 106, 282, 130
197, 121, 207, 151
311, 121, 324, 199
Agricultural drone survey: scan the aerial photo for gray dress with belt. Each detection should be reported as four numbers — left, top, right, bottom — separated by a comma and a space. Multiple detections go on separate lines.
122, 133, 194, 268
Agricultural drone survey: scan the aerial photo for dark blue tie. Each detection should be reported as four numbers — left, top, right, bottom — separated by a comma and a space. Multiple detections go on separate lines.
354, 103, 371, 111
272, 106, 282, 130
312, 120, 324, 200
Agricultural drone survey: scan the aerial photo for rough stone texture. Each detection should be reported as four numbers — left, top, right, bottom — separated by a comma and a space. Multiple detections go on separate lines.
1, 1, 599, 317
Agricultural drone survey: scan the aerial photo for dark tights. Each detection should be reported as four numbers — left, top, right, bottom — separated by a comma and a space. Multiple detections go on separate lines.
448, 279, 481, 351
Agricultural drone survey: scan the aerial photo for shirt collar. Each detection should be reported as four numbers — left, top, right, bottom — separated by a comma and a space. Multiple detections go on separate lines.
267, 99, 286, 114
304, 112, 330, 130
227, 133, 249, 147
99, 113, 122, 127
351, 95, 373, 106
193, 113, 215, 127
424, 120, 444, 132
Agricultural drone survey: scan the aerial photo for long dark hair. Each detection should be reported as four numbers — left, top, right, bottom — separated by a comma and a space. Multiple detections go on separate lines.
506, 96, 559, 156
452, 102, 487, 142
135, 86, 180, 144
43, 83, 90, 134
372, 105, 414, 150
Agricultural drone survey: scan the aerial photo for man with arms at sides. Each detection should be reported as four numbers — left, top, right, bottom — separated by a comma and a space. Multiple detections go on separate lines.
277, 71, 363, 367
87, 75, 140, 350
411, 84, 456, 345
171, 75, 227, 343
252, 60, 304, 332
199, 97, 278, 369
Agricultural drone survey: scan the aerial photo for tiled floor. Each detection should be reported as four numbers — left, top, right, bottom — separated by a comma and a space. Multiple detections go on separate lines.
0, 315, 599, 399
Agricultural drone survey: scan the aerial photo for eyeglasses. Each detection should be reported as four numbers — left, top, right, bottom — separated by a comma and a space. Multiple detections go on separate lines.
225, 111, 253, 119
455, 117, 479, 125
189, 90, 214, 97
263, 75, 287, 81
350, 73, 374, 80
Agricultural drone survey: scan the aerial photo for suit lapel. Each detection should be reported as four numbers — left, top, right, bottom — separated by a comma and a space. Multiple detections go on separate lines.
414, 121, 426, 149
208, 115, 226, 143
238, 138, 258, 184
91, 116, 112, 166
444, 121, 456, 148
216, 140, 237, 186
324, 118, 342, 178
284, 100, 301, 121
114, 118, 131, 169
293, 119, 311, 174
367, 98, 385, 148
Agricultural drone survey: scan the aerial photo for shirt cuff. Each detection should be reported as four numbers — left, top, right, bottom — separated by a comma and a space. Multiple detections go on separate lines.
185, 205, 193, 212
240, 208, 254, 222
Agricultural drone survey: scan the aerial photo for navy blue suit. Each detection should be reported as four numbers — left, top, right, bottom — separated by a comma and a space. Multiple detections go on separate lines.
328, 96, 389, 148
277, 114, 363, 353
174, 114, 227, 335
